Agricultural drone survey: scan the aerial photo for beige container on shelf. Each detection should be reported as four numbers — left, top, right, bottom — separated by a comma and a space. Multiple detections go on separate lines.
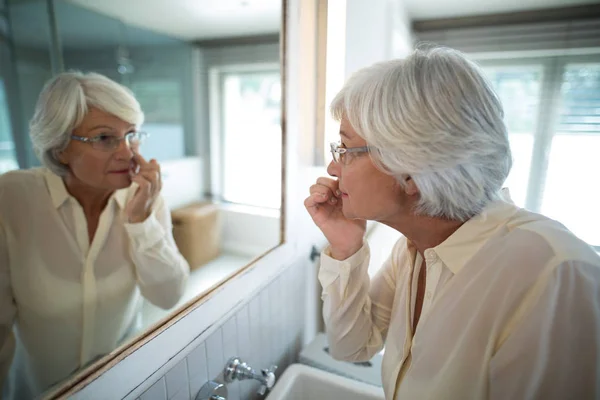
171, 202, 221, 270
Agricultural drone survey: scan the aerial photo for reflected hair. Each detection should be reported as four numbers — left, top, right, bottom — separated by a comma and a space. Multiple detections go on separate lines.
29, 71, 144, 176
330, 46, 512, 221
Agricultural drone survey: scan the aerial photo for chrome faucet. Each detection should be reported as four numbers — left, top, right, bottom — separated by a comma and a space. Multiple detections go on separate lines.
195, 380, 226, 400
224, 357, 277, 396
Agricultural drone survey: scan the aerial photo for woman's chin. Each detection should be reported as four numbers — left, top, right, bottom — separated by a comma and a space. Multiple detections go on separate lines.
341, 204, 371, 221
341, 204, 357, 220
107, 174, 132, 189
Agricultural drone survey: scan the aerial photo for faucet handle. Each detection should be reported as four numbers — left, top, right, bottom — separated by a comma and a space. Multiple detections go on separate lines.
257, 365, 277, 395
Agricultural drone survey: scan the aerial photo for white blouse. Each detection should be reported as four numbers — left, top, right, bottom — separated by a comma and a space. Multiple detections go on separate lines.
319, 197, 600, 400
0, 168, 189, 399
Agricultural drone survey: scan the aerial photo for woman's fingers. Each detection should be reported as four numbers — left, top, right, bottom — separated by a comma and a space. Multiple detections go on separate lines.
316, 177, 341, 197
133, 156, 161, 195
132, 152, 149, 167
310, 182, 339, 205
149, 159, 162, 191
309, 186, 338, 205
132, 174, 152, 196
304, 192, 335, 219
138, 170, 159, 195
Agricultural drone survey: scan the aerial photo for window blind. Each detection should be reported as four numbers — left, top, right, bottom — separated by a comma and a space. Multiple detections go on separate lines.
559, 64, 600, 135
414, 15, 600, 55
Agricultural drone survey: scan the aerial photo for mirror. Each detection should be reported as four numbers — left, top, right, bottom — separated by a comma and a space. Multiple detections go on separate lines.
0, 0, 284, 398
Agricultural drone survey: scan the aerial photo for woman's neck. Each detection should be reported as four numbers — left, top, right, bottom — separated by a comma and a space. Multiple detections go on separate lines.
63, 172, 113, 217
382, 213, 465, 257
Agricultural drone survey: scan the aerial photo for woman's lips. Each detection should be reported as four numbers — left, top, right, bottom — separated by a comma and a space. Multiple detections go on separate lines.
110, 169, 130, 174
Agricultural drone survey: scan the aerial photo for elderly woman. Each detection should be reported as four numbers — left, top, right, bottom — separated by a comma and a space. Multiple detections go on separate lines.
0, 72, 189, 399
306, 47, 600, 399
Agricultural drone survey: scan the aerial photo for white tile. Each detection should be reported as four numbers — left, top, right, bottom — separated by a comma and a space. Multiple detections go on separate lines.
171, 385, 190, 400
140, 377, 167, 400
283, 263, 295, 286
248, 297, 261, 339
226, 380, 241, 400
186, 343, 208, 380
239, 382, 251, 400
259, 289, 270, 324
188, 373, 205, 400
277, 326, 286, 363
236, 305, 250, 335
165, 359, 188, 399
222, 336, 238, 365
206, 329, 225, 380
260, 289, 276, 366
235, 305, 251, 362
248, 296, 263, 366
269, 279, 281, 330
222, 315, 237, 344
240, 380, 261, 400
271, 276, 283, 307
206, 328, 224, 362
207, 354, 225, 382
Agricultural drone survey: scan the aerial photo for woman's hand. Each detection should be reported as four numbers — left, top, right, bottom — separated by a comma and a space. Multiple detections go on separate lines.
305, 177, 366, 260
126, 153, 162, 224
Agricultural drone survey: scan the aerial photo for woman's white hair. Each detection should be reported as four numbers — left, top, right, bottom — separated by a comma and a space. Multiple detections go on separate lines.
331, 46, 512, 221
29, 71, 144, 176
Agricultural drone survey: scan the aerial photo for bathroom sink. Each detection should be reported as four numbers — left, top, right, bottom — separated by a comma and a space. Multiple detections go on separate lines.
266, 364, 385, 400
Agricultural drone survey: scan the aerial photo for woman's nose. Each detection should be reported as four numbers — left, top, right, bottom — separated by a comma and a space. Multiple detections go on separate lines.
326, 160, 340, 177
114, 138, 134, 159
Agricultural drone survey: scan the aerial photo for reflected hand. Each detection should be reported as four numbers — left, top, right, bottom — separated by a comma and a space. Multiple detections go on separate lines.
126, 153, 162, 224
304, 177, 366, 260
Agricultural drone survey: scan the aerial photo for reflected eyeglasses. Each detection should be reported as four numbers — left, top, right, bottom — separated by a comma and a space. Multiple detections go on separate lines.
71, 131, 149, 152
330, 142, 371, 165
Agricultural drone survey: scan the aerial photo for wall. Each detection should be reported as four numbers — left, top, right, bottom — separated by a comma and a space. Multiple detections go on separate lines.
10, 47, 52, 167
345, 0, 413, 76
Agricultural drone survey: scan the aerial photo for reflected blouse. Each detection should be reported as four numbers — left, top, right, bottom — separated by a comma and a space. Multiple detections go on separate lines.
0, 168, 189, 399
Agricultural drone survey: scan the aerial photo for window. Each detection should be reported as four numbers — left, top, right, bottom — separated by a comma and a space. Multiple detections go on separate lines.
0, 79, 18, 174
129, 79, 186, 161
483, 65, 542, 208
211, 66, 282, 209
480, 56, 600, 249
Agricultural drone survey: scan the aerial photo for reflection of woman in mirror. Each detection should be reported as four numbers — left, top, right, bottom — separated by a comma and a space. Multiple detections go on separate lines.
0, 72, 190, 399
306, 47, 600, 399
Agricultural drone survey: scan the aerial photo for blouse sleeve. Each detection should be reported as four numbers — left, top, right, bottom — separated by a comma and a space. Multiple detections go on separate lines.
124, 195, 190, 309
318, 238, 403, 362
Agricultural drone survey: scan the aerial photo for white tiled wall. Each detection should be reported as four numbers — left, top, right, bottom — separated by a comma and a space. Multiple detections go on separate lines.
133, 258, 307, 400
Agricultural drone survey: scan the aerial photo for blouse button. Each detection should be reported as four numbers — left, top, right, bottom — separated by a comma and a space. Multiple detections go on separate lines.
425, 249, 437, 263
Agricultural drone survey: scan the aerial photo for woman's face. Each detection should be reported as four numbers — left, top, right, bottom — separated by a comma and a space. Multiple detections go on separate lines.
59, 107, 137, 191
327, 116, 415, 222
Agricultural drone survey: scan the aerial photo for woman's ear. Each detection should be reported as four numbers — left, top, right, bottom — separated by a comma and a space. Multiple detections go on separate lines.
404, 176, 419, 196
55, 149, 69, 165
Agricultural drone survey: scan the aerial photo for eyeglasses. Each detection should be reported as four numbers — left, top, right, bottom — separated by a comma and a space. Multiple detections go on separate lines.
71, 131, 149, 152
330, 141, 371, 165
